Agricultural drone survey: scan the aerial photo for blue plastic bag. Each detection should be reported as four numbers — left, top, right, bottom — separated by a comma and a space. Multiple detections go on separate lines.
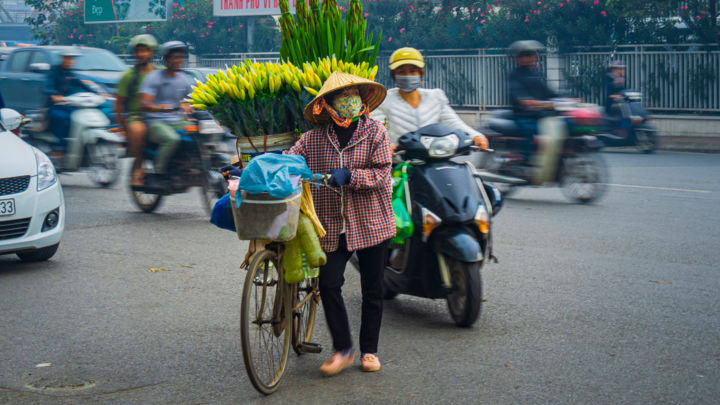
236, 154, 313, 207
210, 193, 236, 232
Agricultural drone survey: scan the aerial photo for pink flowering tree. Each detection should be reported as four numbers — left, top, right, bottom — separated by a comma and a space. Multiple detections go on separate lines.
26, 0, 280, 54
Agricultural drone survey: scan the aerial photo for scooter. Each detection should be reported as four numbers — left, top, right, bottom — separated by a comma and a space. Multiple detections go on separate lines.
479, 99, 608, 203
381, 124, 503, 327
129, 109, 232, 216
22, 92, 124, 188
599, 89, 658, 153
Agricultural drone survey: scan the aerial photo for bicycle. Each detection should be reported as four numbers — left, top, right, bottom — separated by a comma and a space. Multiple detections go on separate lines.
239, 175, 333, 395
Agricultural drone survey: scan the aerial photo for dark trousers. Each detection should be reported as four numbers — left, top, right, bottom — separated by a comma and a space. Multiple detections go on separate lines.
516, 118, 538, 163
319, 234, 388, 355
48, 105, 74, 151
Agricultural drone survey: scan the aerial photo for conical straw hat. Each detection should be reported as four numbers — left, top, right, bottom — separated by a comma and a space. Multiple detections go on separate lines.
303, 71, 387, 125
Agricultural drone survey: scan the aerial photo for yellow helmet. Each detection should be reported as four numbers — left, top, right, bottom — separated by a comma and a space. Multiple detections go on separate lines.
389, 47, 425, 71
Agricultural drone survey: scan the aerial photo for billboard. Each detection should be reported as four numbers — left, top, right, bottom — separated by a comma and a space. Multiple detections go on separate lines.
214, 0, 298, 16
85, 0, 168, 23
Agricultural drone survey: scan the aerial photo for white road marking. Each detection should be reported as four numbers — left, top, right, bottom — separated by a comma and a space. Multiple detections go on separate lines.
604, 183, 712, 194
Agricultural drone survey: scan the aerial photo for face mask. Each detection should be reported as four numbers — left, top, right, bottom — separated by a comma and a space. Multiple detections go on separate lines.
331, 93, 363, 119
395, 75, 421, 93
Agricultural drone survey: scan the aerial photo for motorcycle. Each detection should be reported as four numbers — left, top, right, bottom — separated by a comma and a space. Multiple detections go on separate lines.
129, 109, 232, 216
21, 92, 124, 188
478, 99, 608, 203
599, 89, 658, 154
380, 124, 503, 327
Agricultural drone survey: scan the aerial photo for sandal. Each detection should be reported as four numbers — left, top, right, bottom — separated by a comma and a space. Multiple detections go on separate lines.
130, 168, 145, 186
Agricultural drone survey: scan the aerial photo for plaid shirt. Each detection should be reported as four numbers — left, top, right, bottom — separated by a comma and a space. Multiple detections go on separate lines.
288, 115, 396, 252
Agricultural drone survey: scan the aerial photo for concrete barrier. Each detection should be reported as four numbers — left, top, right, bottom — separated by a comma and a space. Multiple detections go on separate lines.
456, 110, 720, 153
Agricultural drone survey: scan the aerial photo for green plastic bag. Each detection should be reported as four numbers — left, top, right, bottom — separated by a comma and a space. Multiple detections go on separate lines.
391, 163, 414, 245
283, 237, 305, 284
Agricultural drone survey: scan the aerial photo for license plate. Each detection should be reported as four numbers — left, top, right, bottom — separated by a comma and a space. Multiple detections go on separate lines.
0, 198, 16, 216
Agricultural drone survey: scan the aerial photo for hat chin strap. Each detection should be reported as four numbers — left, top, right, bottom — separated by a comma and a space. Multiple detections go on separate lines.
313, 98, 368, 128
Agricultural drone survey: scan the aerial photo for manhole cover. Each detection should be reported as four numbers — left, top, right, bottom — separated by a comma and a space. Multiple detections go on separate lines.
25, 377, 96, 392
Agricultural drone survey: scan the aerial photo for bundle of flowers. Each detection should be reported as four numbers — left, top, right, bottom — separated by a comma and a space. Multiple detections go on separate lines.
188, 0, 381, 139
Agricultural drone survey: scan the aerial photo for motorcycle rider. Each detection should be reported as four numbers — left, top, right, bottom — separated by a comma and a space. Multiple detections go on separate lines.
115, 34, 159, 186
45, 48, 93, 160
604, 59, 630, 137
139, 41, 193, 178
370, 47, 489, 152
507, 40, 558, 164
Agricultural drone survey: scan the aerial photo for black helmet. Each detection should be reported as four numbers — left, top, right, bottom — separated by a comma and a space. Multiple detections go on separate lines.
508, 40, 544, 57
159, 41, 188, 61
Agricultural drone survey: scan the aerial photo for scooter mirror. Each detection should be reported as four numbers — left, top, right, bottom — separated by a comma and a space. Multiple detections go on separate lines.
0, 108, 23, 131
484, 183, 503, 216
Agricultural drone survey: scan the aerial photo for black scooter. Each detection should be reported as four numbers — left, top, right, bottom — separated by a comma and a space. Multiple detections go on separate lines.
599, 89, 658, 153
383, 124, 502, 327
129, 110, 232, 216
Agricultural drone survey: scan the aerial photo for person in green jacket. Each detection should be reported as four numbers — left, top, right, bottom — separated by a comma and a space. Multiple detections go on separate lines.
114, 34, 158, 186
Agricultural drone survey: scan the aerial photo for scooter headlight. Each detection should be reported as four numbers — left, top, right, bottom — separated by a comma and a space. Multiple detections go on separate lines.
420, 134, 459, 158
421, 207, 442, 242
474, 204, 490, 234
34, 148, 57, 191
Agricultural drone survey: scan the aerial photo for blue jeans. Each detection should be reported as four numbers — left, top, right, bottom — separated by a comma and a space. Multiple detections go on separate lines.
48, 105, 74, 151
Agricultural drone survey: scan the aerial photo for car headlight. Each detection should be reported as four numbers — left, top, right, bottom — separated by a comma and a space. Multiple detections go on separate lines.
420, 134, 459, 158
34, 148, 57, 191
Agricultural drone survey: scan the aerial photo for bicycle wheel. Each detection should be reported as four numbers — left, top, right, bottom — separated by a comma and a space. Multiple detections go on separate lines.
240, 249, 291, 395
292, 276, 320, 355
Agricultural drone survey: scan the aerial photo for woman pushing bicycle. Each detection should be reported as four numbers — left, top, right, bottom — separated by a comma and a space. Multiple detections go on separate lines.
286, 71, 396, 376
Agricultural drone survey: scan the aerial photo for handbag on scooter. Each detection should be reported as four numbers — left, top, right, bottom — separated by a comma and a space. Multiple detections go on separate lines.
391, 163, 413, 244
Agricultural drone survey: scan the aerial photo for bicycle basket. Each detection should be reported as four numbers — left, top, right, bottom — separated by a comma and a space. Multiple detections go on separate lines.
230, 190, 301, 241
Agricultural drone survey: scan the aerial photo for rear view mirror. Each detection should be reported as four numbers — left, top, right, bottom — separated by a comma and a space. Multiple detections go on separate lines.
29, 62, 51, 73
483, 183, 503, 216
0, 108, 23, 132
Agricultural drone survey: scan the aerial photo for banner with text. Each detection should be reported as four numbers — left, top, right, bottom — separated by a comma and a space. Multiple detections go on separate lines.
214, 0, 303, 16
85, 0, 168, 23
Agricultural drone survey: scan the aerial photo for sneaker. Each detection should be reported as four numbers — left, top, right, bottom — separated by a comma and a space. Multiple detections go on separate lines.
360, 353, 381, 372
319, 349, 355, 377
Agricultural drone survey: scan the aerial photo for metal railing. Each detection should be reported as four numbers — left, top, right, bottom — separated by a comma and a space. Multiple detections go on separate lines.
562, 44, 720, 112
119, 44, 720, 113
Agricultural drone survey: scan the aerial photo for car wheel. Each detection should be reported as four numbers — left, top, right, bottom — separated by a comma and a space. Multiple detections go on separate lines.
16, 243, 60, 262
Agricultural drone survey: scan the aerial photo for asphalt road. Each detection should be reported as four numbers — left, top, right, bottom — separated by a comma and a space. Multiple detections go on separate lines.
1, 151, 719, 404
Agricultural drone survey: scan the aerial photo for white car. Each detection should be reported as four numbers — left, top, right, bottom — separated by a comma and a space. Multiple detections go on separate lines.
0, 119, 64, 262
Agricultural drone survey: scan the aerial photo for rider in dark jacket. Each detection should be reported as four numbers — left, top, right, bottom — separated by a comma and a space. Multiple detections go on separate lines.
604, 60, 631, 137
604, 60, 626, 113
507, 40, 558, 163
44, 48, 92, 157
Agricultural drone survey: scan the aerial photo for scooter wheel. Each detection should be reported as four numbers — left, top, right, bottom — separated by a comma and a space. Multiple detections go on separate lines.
445, 256, 482, 327
560, 152, 608, 204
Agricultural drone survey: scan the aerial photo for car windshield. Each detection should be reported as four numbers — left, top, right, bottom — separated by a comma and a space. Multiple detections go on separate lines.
52, 49, 127, 71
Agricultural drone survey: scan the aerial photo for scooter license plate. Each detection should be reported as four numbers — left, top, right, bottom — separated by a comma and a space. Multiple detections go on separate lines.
0, 198, 16, 216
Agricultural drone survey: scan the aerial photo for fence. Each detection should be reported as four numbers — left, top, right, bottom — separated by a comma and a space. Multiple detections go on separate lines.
120, 44, 720, 113
562, 44, 720, 113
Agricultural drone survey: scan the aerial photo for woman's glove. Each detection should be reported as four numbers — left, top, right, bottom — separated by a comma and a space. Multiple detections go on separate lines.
328, 168, 351, 187
220, 165, 243, 179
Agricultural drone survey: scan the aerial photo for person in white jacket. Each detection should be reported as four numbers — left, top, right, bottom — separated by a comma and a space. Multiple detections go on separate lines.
370, 47, 489, 152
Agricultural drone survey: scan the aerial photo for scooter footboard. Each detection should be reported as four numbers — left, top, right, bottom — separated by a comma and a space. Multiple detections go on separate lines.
430, 227, 483, 263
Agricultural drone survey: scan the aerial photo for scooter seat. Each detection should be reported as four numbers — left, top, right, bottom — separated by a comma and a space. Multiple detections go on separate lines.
487, 118, 517, 134
491, 109, 514, 120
